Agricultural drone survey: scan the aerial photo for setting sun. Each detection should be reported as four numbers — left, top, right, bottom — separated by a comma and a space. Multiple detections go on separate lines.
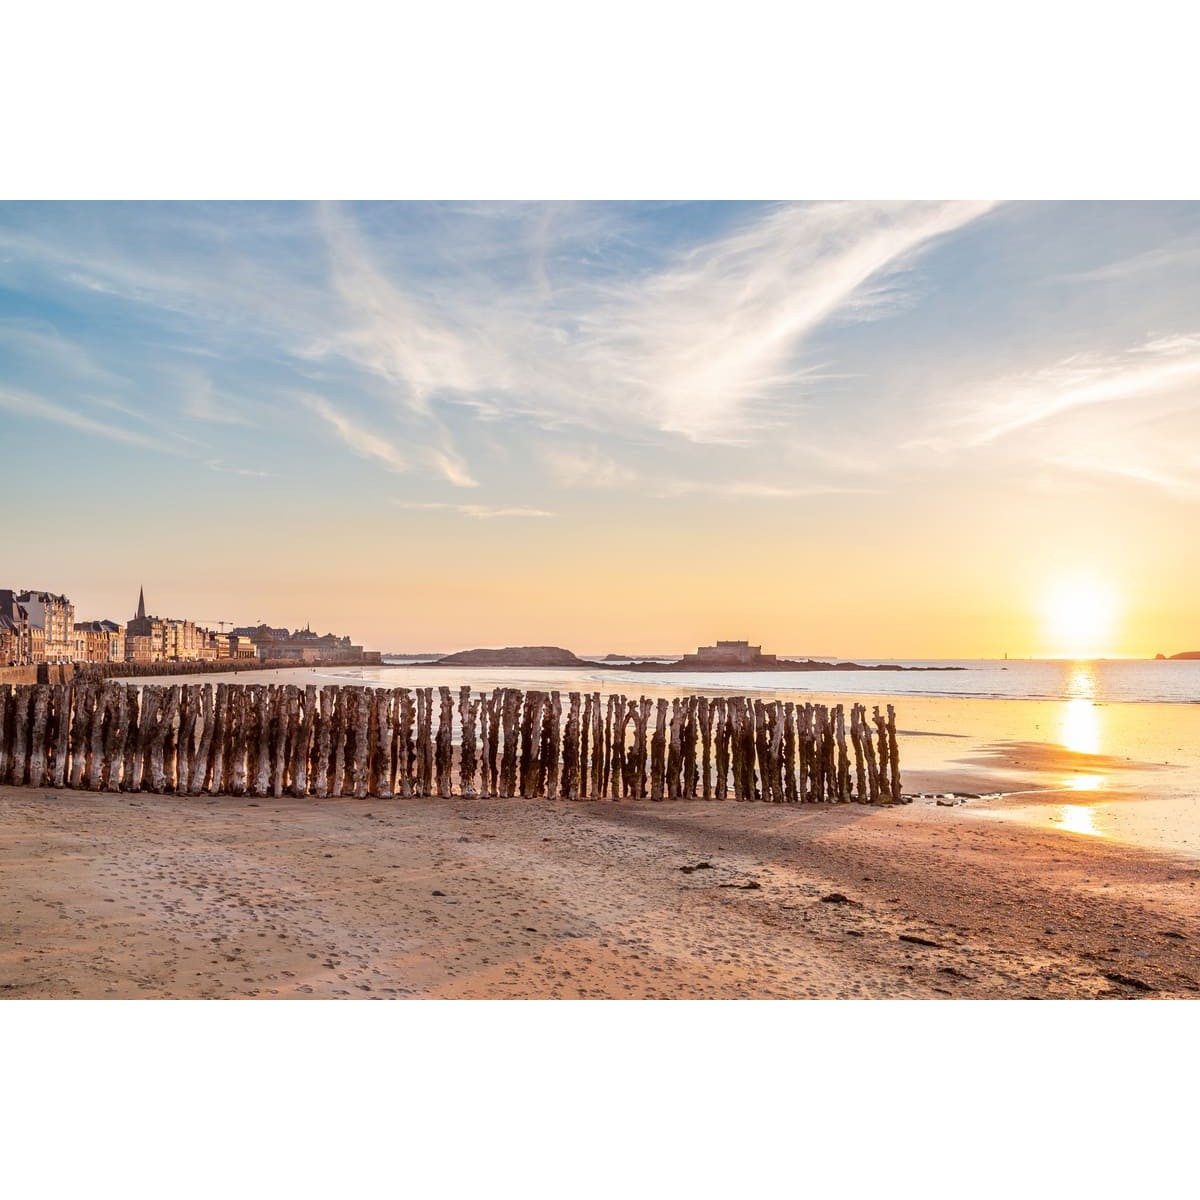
1042, 577, 1119, 657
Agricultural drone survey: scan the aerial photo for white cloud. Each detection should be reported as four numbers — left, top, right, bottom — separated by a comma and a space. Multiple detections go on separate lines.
575, 201, 995, 443
0, 386, 171, 451
957, 332, 1200, 445
309, 200, 995, 459
207, 459, 272, 478
541, 445, 638, 489
180, 370, 253, 426
297, 392, 407, 472
393, 501, 553, 519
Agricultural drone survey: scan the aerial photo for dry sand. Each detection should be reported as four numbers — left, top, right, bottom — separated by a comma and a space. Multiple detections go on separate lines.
3, 775, 1198, 999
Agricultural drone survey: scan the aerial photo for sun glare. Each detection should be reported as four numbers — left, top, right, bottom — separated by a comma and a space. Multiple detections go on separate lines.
1042, 577, 1118, 657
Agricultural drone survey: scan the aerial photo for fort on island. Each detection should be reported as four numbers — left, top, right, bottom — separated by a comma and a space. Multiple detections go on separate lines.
676, 640, 779, 668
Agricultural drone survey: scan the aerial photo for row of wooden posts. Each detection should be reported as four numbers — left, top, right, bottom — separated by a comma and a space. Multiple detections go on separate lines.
0, 681, 902, 803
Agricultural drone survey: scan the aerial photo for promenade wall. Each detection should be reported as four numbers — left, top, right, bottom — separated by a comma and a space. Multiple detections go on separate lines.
0, 657, 381, 687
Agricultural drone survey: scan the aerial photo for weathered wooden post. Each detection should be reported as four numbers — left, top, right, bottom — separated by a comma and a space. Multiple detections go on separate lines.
769, 701, 785, 803
697, 696, 712, 800
27, 685, 50, 789
861, 707, 880, 803
421, 687, 436, 796
0, 685, 11, 784
349, 687, 369, 799
200, 684, 225, 796
394, 688, 413, 798
188, 685, 214, 795
133, 686, 162, 793
457, 686, 475, 798
164, 686, 182, 791
266, 686, 286, 798
85, 683, 110, 791
743, 698, 760, 801
65, 684, 89, 789
712, 697, 728, 801
248, 687, 268, 797
51, 684, 73, 789
664, 698, 681, 800
872, 706, 890, 803
848, 705, 865, 802
681, 697, 698, 799
484, 690, 500, 797
558, 692, 576, 800
826, 705, 839, 803
518, 691, 537, 799
835, 705, 850, 803
148, 686, 180, 793
175, 685, 196, 796
98, 684, 121, 791
782, 702, 797, 803
545, 691, 562, 799
602, 695, 615, 798
754, 699, 768, 802
495, 689, 514, 798
609, 700, 628, 801
290, 685, 316, 797
222, 685, 243, 796
576, 693, 591, 801
328, 686, 347, 797
649, 698, 667, 801
309, 686, 330, 798
888, 704, 902, 803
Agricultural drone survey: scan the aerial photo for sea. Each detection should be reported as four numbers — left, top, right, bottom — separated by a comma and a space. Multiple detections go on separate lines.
377, 656, 1200, 705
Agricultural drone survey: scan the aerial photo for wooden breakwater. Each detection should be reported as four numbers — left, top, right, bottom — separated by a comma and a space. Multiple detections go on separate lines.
0, 682, 902, 803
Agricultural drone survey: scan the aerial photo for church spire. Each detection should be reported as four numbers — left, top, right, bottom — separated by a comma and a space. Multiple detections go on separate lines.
136, 585, 146, 621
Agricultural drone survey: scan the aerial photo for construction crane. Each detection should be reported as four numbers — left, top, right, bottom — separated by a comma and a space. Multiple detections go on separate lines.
198, 619, 233, 632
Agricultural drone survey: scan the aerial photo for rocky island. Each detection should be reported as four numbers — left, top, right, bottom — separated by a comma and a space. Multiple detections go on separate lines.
431, 645, 587, 667
424, 640, 962, 672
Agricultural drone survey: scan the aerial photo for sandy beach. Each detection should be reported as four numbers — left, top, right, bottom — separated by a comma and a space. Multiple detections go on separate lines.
3, 761, 1198, 998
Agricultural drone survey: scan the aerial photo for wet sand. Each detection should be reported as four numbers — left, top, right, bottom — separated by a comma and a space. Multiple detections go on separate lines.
3, 774, 1198, 999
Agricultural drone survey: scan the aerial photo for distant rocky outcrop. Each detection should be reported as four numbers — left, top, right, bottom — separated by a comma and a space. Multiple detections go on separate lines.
1168, 650, 1200, 660
598, 653, 676, 662
431, 645, 585, 667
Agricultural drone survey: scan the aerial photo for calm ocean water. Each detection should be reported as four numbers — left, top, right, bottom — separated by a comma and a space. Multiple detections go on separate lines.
379, 658, 1200, 705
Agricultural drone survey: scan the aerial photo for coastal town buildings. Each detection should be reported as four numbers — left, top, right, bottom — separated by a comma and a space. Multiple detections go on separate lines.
10, 590, 76, 662
0, 591, 32, 665
74, 619, 126, 663
2, 580, 373, 667
231, 623, 376, 664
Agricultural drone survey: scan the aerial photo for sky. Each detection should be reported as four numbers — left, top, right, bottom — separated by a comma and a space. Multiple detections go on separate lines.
2, 200, 1199, 658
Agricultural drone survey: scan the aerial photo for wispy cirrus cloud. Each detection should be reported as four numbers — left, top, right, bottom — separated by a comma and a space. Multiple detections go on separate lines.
393, 501, 553, 519
0, 386, 172, 451
308, 200, 995, 455
207, 459, 272, 478
297, 392, 408, 472
574, 201, 996, 443
953, 332, 1200, 446
541, 445, 639, 489
179, 369, 253, 426
1046, 454, 1200, 499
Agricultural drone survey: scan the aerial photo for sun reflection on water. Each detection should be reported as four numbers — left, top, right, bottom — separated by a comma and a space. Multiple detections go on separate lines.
1060, 699, 1100, 756
1065, 661, 1099, 702
1058, 662, 1104, 787
1057, 804, 1104, 837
